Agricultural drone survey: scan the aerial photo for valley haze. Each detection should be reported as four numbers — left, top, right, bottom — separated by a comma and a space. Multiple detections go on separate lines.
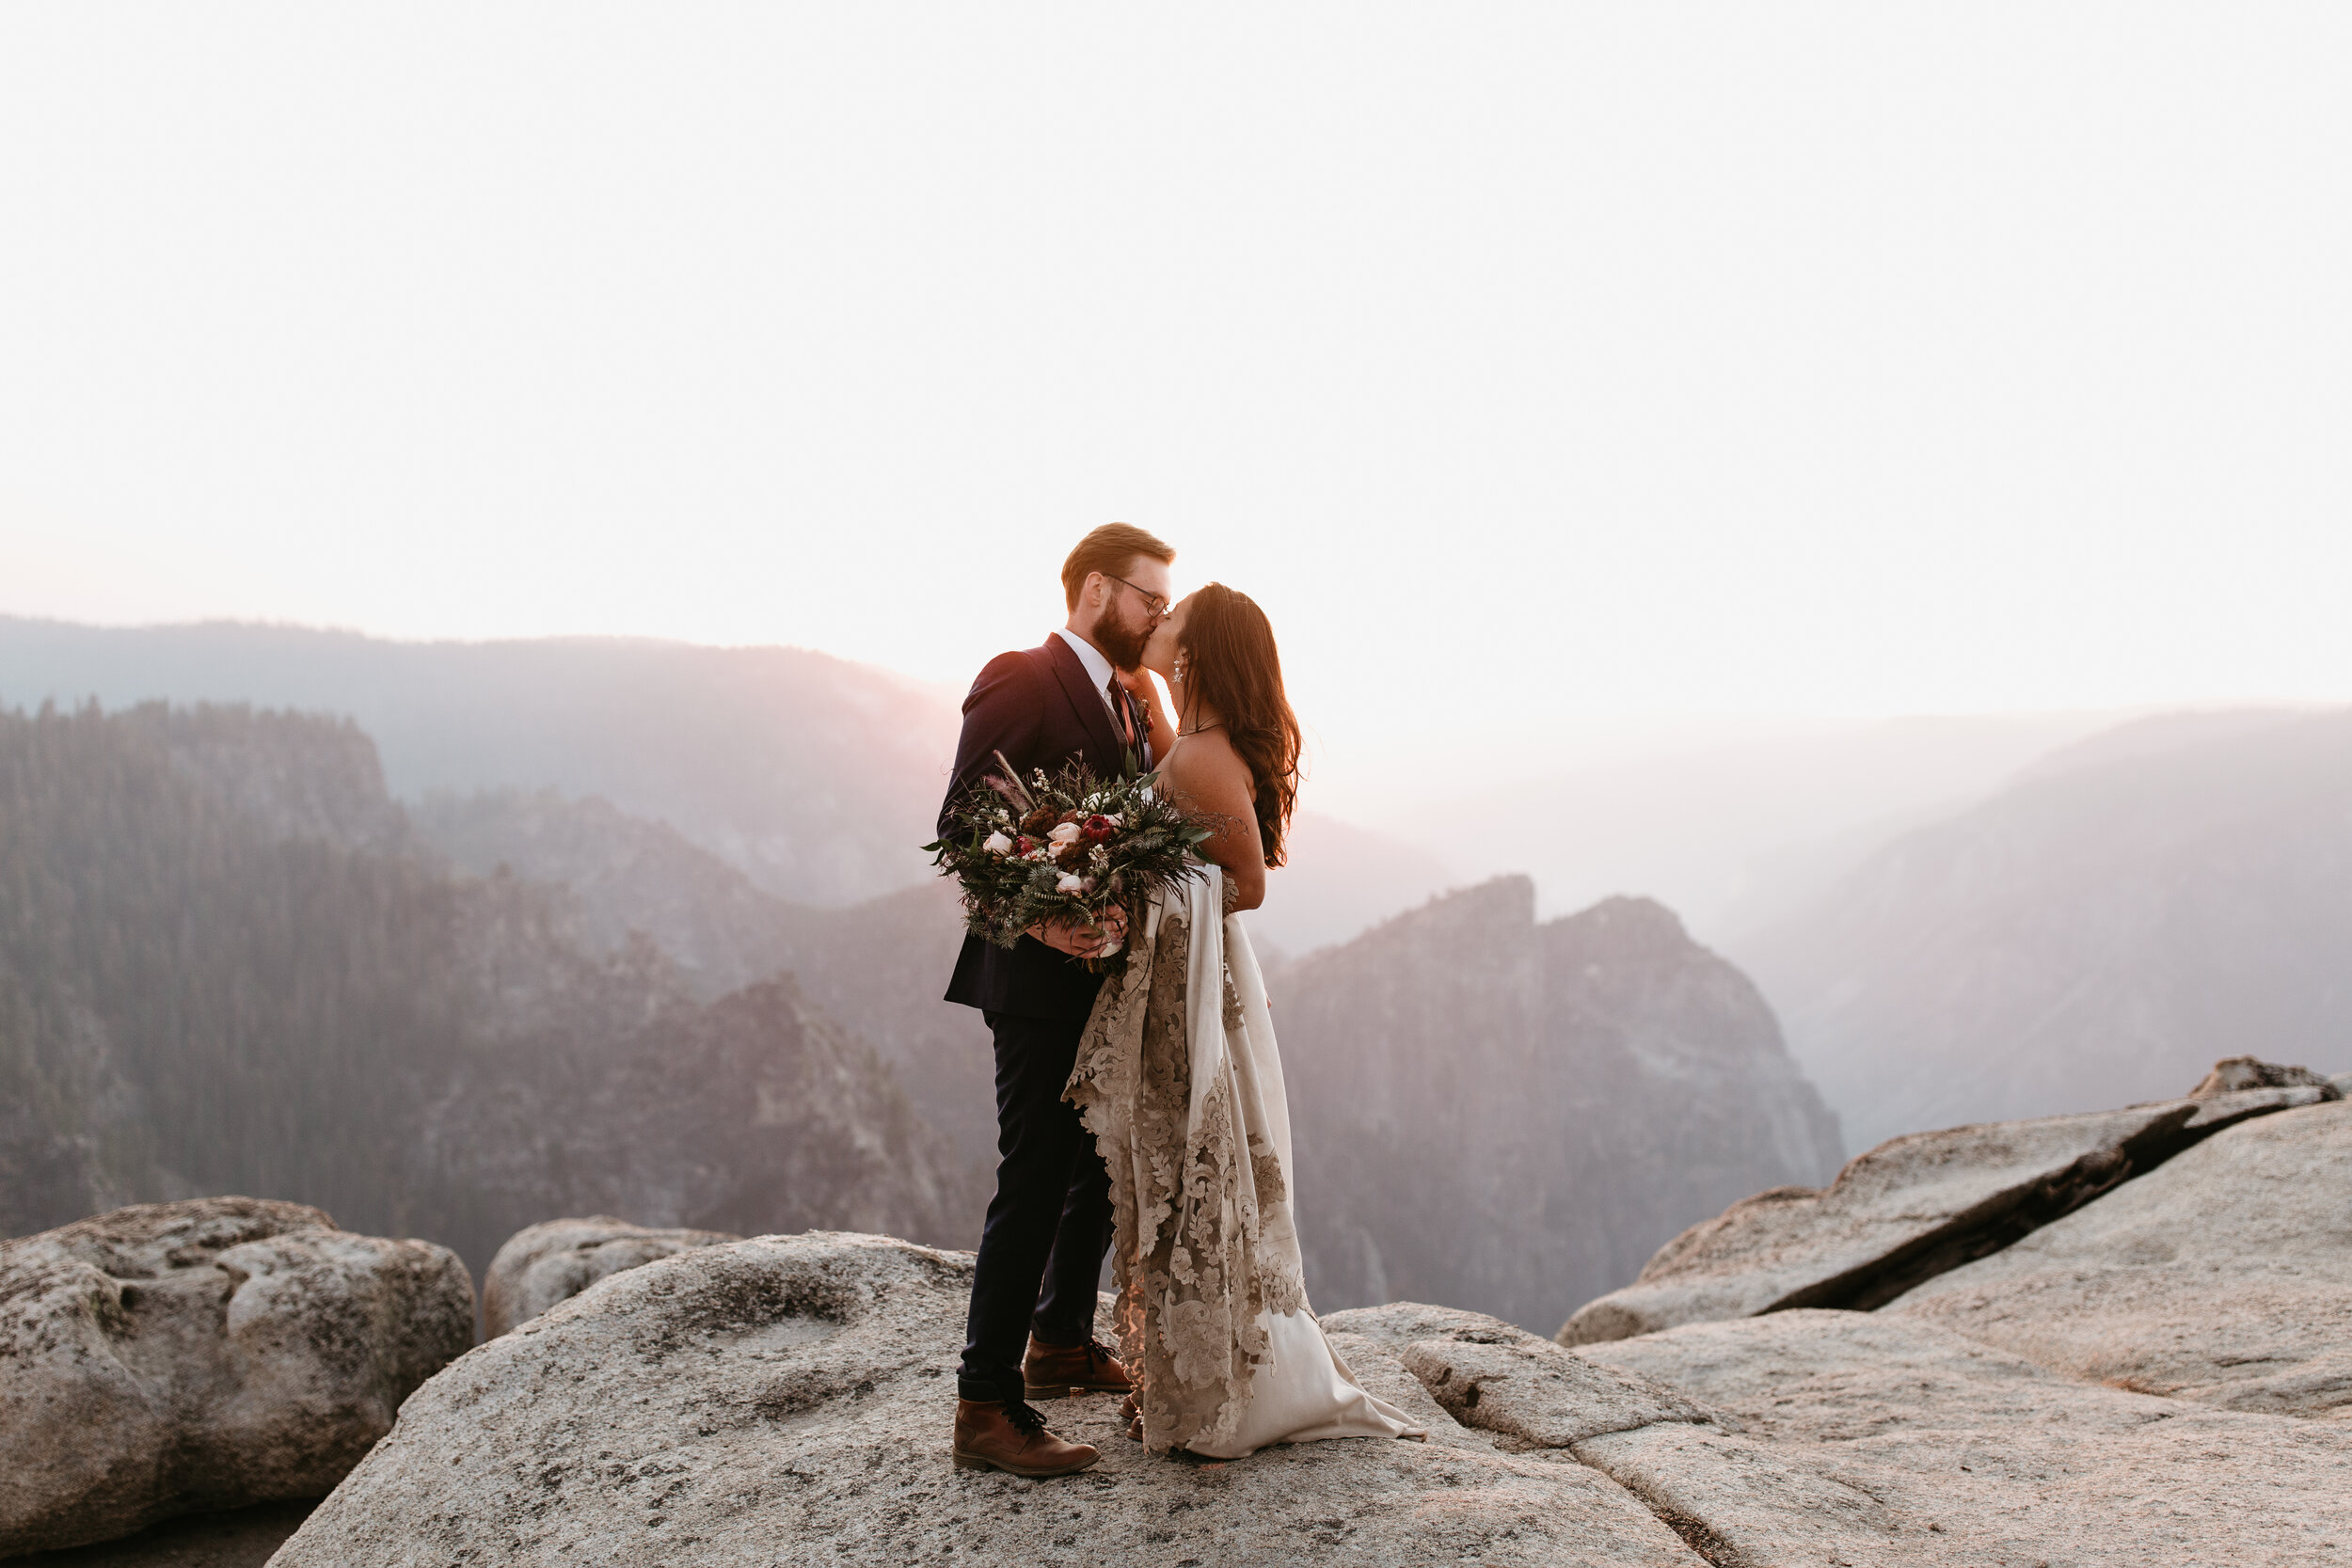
7, 614, 2344, 1227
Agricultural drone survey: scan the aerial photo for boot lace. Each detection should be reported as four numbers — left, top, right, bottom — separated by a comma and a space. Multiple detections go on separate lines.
1002, 1398, 1048, 1437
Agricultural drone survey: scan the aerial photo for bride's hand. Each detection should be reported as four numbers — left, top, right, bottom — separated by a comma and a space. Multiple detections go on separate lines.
1027, 906, 1128, 958
1117, 668, 1173, 744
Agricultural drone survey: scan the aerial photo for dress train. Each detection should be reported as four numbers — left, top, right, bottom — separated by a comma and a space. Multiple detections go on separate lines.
1067, 866, 1422, 1457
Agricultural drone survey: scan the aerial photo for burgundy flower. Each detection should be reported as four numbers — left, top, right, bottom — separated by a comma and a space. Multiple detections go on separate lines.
1082, 814, 1116, 844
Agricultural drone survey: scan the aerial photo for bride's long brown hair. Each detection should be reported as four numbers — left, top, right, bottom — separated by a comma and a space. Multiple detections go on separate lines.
1178, 583, 1304, 867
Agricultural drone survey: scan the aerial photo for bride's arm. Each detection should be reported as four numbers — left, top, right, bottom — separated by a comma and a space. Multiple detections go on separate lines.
1162, 736, 1267, 912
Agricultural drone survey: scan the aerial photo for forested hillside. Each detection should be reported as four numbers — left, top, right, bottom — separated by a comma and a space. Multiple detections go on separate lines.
0, 618, 961, 906
0, 703, 970, 1271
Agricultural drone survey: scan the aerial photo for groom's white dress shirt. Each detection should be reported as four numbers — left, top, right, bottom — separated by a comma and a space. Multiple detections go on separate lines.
1052, 627, 1148, 766
1054, 626, 1122, 723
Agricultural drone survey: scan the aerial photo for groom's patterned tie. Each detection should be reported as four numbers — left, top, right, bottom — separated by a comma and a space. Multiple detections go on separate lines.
1106, 675, 1149, 768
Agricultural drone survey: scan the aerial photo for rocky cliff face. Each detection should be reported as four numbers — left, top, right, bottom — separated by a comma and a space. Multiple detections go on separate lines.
1733, 707, 2352, 1151
416, 974, 967, 1270
1274, 878, 1845, 1333
408, 789, 1004, 1180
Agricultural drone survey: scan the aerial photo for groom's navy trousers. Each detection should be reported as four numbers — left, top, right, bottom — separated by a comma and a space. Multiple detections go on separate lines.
940, 636, 1136, 1404
958, 1009, 1115, 1402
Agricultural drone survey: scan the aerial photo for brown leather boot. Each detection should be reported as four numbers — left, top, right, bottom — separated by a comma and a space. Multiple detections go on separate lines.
951, 1399, 1101, 1478
1023, 1335, 1133, 1399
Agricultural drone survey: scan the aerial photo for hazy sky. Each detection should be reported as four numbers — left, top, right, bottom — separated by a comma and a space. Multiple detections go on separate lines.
6, 4, 2349, 785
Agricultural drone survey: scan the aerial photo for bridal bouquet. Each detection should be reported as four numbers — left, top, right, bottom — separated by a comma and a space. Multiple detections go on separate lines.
926, 752, 1214, 964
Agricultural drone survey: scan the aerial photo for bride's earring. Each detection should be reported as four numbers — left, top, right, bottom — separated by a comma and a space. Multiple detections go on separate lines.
1172, 650, 1189, 684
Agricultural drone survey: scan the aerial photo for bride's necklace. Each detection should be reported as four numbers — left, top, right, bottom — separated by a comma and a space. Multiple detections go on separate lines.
1178, 720, 1223, 736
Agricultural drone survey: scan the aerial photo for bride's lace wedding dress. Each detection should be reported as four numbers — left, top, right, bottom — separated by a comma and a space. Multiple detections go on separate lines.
1067, 865, 1422, 1458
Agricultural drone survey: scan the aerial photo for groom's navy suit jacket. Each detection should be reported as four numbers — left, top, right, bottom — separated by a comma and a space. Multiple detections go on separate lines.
940, 636, 1135, 1023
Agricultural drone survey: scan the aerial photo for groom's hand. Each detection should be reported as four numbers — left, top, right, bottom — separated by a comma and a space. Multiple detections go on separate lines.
1027, 907, 1128, 958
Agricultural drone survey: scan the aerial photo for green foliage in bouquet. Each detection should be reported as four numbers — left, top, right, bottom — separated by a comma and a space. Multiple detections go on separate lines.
924, 751, 1215, 965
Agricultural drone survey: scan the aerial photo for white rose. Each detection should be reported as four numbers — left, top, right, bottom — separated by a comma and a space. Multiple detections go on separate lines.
1046, 821, 1083, 847
982, 832, 1014, 855
1056, 872, 1092, 895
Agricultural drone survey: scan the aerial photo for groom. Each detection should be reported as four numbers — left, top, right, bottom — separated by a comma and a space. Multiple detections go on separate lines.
940, 522, 1175, 1478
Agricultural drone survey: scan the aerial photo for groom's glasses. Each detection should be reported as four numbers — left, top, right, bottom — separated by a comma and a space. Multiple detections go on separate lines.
1105, 574, 1168, 621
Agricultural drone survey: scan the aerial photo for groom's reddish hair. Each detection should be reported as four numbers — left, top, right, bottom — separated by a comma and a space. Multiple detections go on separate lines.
1062, 523, 1175, 610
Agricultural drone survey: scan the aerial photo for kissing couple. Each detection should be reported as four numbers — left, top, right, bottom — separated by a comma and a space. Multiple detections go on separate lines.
938, 523, 1422, 1475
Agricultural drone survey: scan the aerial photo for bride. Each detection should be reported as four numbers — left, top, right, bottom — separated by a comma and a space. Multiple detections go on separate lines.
1066, 582, 1422, 1458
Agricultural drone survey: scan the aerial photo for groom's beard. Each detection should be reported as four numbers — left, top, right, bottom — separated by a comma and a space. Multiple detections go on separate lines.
1093, 613, 1150, 672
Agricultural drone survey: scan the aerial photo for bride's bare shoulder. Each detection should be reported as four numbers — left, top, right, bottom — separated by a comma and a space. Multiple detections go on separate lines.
1161, 729, 1250, 797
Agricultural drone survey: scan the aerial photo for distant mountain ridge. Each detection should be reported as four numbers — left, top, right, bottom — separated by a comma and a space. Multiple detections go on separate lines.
1733, 706, 2352, 1150
0, 615, 1458, 956
0, 616, 961, 906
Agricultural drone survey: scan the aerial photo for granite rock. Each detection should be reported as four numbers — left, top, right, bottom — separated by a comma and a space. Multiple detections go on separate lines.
482, 1217, 739, 1338
1573, 1309, 2352, 1566
1322, 1303, 1714, 1449
2188, 1056, 2343, 1099
1889, 1099, 2352, 1418
1317, 1331, 1493, 1452
276, 1233, 1707, 1567
6, 1499, 313, 1568
0, 1199, 472, 1557
1560, 1072, 2325, 1345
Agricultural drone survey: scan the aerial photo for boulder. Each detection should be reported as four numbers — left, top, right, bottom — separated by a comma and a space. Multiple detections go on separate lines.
482, 1217, 739, 1338
1573, 1309, 2352, 1565
1321, 1304, 1715, 1449
1559, 1071, 2330, 1345
1888, 1099, 2352, 1418
276, 1233, 1707, 1567
0, 1198, 473, 1557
